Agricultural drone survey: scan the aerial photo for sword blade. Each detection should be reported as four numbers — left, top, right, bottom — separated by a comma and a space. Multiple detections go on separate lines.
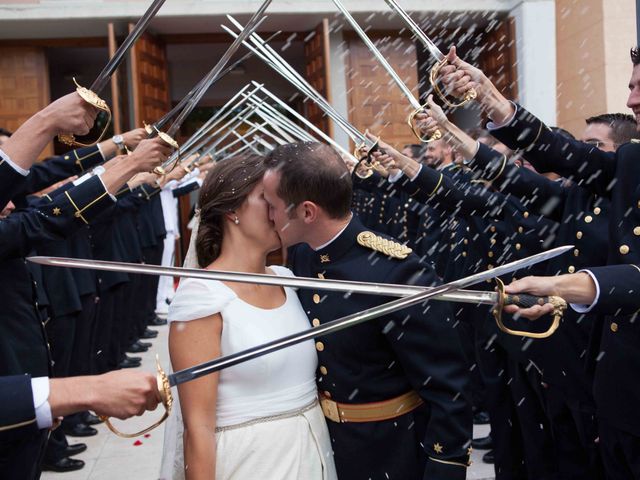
332, 0, 421, 110
167, 246, 571, 386
91, 0, 167, 93
383, 0, 445, 62
165, 1, 271, 138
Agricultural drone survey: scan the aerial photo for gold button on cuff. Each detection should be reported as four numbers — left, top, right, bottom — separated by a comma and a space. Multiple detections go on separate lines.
620, 245, 630, 255
320, 366, 328, 375
594, 207, 601, 215
313, 294, 321, 304
576, 231, 583, 239
312, 318, 320, 327
568, 266, 576, 273
634, 227, 640, 236
611, 322, 619, 333
585, 216, 593, 223
316, 342, 325, 351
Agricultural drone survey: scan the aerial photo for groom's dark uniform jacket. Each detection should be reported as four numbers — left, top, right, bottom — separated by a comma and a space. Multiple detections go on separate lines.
288, 215, 472, 480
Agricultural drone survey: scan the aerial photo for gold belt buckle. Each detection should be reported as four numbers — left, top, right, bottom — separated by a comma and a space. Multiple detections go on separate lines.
320, 397, 341, 423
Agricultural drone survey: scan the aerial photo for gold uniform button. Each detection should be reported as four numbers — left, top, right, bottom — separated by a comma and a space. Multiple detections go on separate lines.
320, 366, 328, 375
515, 243, 522, 251
518, 227, 524, 234
620, 245, 630, 255
574, 249, 580, 257
611, 322, 619, 333
463, 239, 469, 245
594, 207, 601, 215
523, 212, 529, 218
312, 318, 320, 327
313, 294, 321, 304
585, 215, 593, 223
488, 252, 494, 258
634, 227, 640, 236
490, 238, 496, 245
568, 266, 576, 273
462, 252, 467, 257
576, 231, 583, 240
490, 226, 496, 233
316, 341, 325, 352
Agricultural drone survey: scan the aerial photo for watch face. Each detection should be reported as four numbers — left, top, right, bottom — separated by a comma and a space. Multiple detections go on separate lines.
113, 135, 124, 144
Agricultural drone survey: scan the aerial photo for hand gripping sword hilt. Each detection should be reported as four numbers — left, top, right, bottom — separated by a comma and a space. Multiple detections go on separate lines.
492, 278, 565, 339
99, 355, 173, 438
143, 123, 180, 176
429, 57, 477, 109
352, 139, 386, 180
58, 78, 112, 148
407, 106, 442, 144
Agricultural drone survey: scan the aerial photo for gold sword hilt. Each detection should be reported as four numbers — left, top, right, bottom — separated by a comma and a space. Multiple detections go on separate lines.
492, 278, 566, 339
58, 79, 112, 148
99, 355, 173, 438
407, 106, 443, 144
353, 138, 389, 179
143, 123, 180, 176
429, 57, 477, 108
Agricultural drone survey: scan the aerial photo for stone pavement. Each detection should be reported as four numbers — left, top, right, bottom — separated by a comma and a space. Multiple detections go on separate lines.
43, 324, 496, 479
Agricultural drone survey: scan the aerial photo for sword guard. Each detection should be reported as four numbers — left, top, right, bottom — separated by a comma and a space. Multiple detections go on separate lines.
492, 278, 565, 339
99, 355, 173, 438
353, 139, 387, 179
407, 106, 442, 144
429, 57, 477, 108
147, 124, 180, 176
58, 78, 112, 148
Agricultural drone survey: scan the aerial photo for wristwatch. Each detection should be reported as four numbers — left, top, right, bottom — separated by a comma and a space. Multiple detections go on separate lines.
112, 134, 126, 152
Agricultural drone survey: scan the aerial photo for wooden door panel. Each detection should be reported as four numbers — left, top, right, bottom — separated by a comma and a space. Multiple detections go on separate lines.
0, 47, 51, 157
303, 19, 332, 136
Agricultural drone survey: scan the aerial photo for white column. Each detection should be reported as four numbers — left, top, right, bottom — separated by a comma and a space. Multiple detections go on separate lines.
328, 30, 352, 149
511, 0, 557, 125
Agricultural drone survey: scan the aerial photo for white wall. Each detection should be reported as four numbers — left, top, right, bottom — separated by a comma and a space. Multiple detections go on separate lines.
510, 0, 557, 124
327, 30, 351, 149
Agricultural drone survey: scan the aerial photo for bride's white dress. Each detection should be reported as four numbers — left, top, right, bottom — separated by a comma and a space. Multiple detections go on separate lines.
159, 265, 337, 480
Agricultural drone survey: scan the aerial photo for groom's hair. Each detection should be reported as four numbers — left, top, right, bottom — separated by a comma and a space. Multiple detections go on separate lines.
263, 142, 352, 219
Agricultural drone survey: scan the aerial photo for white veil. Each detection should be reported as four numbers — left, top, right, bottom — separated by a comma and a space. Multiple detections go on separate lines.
159, 211, 201, 479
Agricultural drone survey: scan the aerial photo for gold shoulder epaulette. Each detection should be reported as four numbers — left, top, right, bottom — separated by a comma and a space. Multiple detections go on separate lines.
357, 231, 412, 260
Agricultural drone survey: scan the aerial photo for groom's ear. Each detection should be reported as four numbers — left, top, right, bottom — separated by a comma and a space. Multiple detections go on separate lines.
301, 201, 319, 224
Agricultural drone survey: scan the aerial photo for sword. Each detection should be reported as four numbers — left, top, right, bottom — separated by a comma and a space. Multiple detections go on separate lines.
58, 0, 167, 147
222, 18, 378, 155
383, 0, 477, 108
29, 246, 568, 437
151, 0, 272, 175
331, 0, 440, 143
31, 245, 570, 339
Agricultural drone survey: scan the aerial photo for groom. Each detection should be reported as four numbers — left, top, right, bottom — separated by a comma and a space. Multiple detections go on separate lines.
262, 142, 472, 480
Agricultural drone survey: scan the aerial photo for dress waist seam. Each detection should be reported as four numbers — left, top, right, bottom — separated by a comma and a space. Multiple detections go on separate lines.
215, 398, 318, 433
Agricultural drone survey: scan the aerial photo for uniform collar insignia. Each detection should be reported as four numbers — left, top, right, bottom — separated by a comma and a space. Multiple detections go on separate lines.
315, 215, 362, 265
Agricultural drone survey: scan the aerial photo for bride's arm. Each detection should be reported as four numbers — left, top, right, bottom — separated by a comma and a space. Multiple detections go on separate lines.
169, 314, 223, 480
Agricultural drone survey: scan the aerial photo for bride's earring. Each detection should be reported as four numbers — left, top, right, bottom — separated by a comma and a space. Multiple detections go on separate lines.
234, 216, 240, 225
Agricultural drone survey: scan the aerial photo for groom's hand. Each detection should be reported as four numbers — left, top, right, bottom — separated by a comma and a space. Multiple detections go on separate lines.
88, 370, 161, 419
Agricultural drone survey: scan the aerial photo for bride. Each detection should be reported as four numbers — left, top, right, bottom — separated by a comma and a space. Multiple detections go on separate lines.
160, 154, 337, 480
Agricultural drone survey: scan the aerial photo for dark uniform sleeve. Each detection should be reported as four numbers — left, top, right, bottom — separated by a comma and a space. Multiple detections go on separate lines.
0, 157, 28, 207
470, 143, 567, 221
13, 146, 105, 200
587, 264, 640, 316
0, 175, 115, 261
489, 105, 617, 197
381, 257, 472, 478
0, 375, 39, 442
172, 180, 201, 198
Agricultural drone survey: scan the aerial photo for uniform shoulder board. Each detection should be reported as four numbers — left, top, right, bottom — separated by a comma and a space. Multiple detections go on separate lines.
357, 231, 412, 260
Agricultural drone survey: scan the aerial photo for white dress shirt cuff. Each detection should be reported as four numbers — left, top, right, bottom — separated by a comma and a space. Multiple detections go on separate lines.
387, 170, 404, 183
0, 148, 30, 176
96, 143, 107, 160
570, 269, 600, 313
486, 102, 518, 130
31, 377, 53, 429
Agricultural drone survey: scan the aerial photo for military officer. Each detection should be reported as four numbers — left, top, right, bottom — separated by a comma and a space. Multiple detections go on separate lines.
439, 45, 640, 479
262, 141, 472, 480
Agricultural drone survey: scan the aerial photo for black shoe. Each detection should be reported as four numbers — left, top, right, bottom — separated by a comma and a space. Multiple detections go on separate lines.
150, 316, 167, 326
64, 443, 87, 457
473, 411, 490, 425
482, 450, 495, 464
63, 423, 98, 437
138, 340, 152, 348
472, 434, 493, 450
42, 457, 85, 472
125, 354, 142, 362
127, 341, 149, 353
140, 328, 159, 339
83, 412, 103, 425
119, 357, 141, 369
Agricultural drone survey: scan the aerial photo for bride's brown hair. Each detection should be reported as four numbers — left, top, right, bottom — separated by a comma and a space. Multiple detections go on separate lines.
196, 154, 266, 266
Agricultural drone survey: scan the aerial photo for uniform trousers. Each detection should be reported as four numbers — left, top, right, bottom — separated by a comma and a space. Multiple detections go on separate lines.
0, 430, 49, 480
598, 422, 640, 480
